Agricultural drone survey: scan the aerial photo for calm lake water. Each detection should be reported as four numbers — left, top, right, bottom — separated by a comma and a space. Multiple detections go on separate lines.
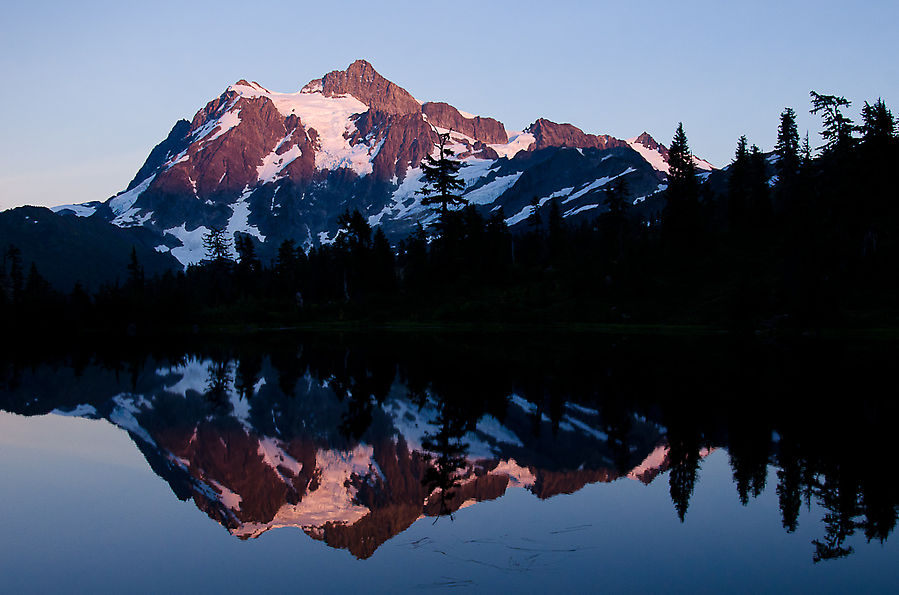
1, 332, 896, 593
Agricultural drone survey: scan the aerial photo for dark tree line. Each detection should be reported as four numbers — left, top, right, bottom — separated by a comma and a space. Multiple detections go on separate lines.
3, 91, 897, 333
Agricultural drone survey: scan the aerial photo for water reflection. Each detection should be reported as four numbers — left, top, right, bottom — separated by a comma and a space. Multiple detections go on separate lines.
1, 333, 897, 563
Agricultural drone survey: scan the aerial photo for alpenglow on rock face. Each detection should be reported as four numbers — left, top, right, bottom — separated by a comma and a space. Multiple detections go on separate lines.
53, 59, 714, 267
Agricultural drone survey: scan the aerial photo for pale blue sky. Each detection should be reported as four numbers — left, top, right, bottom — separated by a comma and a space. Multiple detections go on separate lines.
1, 0, 897, 210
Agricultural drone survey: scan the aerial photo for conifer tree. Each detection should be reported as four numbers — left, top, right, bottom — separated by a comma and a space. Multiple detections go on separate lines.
748, 143, 771, 228
202, 227, 234, 265
547, 197, 565, 264
336, 209, 373, 253
5, 245, 24, 303
728, 135, 751, 232
234, 234, 260, 272
663, 122, 701, 251
859, 99, 896, 146
775, 108, 801, 182
417, 129, 466, 221
600, 175, 631, 266
810, 91, 855, 155
371, 227, 396, 294
126, 246, 144, 295
527, 196, 543, 236
275, 239, 298, 294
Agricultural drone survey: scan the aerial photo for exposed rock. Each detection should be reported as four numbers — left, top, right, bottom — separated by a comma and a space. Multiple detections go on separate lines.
354, 110, 436, 180
531, 467, 618, 499
126, 119, 191, 191
527, 118, 628, 152
632, 131, 669, 160
422, 102, 508, 145
318, 59, 421, 116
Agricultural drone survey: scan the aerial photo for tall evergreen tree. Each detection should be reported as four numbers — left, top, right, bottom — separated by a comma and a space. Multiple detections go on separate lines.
202, 227, 235, 265
371, 227, 396, 294
527, 196, 543, 236
727, 135, 751, 234
775, 107, 801, 183
336, 209, 373, 252
810, 91, 855, 155
748, 143, 771, 228
126, 246, 145, 295
417, 129, 466, 221
859, 98, 896, 145
5, 245, 24, 304
663, 122, 701, 251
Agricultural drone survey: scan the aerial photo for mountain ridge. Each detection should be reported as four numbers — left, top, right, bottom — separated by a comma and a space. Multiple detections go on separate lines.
21, 59, 718, 283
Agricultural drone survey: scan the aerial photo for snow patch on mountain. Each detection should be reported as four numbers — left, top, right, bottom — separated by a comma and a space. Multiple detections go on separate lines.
464, 173, 523, 205
565, 167, 636, 204
232, 444, 377, 538
491, 459, 536, 489
227, 191, 265, 242
229, 81, 374, 175
110, 174, 155, 224
491, 132, 535, 158
693, 156, 715, 171
51, 204, 97, 217
563, 204, 600, 218
627, 444, 669, 482
474, 415, 524, 448
159, 357, 215, 398
193, 102, 241, 146
110, 393, 156, 445
257, 436, 303, 478
51, 404, 98, 417
165, 224, 211, 268
210, 479, 243, 511
627, 137, 669, 174
257, 144, 303, 184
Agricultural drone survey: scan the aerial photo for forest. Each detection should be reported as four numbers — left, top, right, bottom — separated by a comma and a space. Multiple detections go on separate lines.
2, 92, 897, 335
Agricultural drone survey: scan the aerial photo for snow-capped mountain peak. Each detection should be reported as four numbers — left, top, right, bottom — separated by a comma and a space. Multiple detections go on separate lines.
60, 59, 718, 268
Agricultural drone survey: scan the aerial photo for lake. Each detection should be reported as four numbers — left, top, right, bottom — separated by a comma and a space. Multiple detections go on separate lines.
1, 332, 896, 593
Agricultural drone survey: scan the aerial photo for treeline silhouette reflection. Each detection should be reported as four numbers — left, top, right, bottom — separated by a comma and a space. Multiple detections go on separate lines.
1, 332, 896, 561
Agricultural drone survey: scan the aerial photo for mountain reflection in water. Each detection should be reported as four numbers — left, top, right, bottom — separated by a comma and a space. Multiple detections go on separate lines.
1, 333, 897, 564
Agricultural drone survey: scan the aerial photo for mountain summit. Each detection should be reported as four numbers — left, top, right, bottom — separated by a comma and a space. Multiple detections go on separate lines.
52, 60, 714, 267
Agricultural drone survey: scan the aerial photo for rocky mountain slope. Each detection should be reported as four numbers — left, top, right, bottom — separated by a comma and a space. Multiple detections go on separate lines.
46, 59, 714, 269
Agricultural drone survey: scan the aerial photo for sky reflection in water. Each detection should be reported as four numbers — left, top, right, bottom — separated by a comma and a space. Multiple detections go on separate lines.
0, 334, 897, 592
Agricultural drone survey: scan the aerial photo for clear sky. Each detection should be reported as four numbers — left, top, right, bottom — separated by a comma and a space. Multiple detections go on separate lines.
1, 0, 897, 211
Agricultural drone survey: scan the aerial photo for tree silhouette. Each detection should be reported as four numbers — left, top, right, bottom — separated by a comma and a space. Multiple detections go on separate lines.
663, 122, 701, 253
202, 227, 235, 265
775, 107, 801, 184
417, 129, 466, 222
810, 91, 855, 155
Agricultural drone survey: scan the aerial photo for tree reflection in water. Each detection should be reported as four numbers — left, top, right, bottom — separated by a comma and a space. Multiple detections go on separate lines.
0, 332, 897, 562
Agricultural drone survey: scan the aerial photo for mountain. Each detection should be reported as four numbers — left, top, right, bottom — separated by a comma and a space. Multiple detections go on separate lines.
0, 206, 179, 292
45, 59, 714, 269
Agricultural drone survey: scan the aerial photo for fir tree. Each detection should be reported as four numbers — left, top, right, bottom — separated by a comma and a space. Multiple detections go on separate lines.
336, 209, 373, 252
728, 135, 751, 233
371, 227, 396, 294
417, 129, 466, 221
202, 227, 234, 265
775, 108, 801, 182
810, 91, 855, 155
859, 98, 896, 146
234, 234, 260, 272
5, 245, 24, 304
126, 246, 144, 295
527, 196, 543, 236
748, 143, 771, 228
663, 122, 701, 251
